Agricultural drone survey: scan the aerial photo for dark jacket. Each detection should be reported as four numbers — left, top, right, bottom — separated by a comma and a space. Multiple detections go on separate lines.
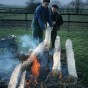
34, 5, 52, 30
51, 12, 63, 30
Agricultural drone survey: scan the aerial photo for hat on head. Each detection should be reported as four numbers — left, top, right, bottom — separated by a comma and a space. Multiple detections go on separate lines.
43, 0, 50, 3
52, 5, 58, 9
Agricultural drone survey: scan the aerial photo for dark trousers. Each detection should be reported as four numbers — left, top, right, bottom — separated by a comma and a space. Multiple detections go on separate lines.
33, 28, 43, 44
31, 19, 43, 45
51, 28, 57, 48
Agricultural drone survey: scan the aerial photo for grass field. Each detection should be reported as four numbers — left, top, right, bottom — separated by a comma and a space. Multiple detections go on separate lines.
0, 14, 34, 20
58, 31, 88, 87
0, 28, 88, 87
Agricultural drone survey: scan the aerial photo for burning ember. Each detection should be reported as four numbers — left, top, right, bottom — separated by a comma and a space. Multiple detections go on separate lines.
31, 55, 40, 83
24, 51, 63, 88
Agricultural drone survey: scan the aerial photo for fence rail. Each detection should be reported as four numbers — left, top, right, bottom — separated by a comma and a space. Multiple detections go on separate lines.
0, 11, 88, 31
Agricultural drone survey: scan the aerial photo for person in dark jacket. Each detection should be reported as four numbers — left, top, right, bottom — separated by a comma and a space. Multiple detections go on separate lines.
31, 0, 52, 45
51, 5, 63, 48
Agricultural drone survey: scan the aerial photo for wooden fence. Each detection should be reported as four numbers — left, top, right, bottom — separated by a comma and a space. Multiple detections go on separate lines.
0, 11, 88, 31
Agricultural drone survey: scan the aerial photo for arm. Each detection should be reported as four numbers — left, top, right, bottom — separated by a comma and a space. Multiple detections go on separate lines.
46, 9, 53, 27
36, 8, 46, 30
56, 14, 63, 26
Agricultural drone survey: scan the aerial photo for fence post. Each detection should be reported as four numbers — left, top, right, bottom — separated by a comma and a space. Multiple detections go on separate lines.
68, 14, 70, 32
25, 13, 28, 31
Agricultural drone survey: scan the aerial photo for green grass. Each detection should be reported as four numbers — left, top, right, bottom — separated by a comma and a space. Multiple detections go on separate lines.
62, 15, 88, 22
58, 31, 88, 87
0, 14, 33, 20
0, 27, 32, 37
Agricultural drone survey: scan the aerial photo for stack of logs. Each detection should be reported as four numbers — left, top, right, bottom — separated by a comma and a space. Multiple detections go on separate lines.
8, 25, 77, 88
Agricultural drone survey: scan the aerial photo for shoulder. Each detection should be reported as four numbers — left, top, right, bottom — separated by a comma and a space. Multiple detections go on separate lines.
35, 5, 42, 12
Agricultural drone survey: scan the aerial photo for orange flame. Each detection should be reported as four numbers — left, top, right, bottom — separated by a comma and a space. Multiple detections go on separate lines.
31, 55, 40, 78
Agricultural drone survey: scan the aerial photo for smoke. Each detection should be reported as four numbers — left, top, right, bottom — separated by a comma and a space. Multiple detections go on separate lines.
0, 50, 20, 83
18, 35, 38, 54
0, 35, 38, 84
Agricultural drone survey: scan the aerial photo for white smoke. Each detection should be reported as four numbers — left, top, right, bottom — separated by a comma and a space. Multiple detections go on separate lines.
0, 35, 38, 84
0, 50, 20, 83
18, 35, 38, 54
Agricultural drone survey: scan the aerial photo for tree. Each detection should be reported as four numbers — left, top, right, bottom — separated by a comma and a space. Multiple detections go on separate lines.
85, 0, 88, 9
75, 0, 80, 14
69, 0, 85, 14
50, 0, 61, 8
25, 0, 41, 13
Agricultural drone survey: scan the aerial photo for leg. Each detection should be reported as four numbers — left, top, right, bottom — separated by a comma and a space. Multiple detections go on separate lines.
32, 29, 39, 46
31, 20, 39, 46
51, 29, 57, 48
39, 29, 43, 43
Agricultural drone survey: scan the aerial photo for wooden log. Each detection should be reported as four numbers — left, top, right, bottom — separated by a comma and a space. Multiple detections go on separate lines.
52, 36, 61, 75
8, 42, 44, 88
55, 36, 60, 51
18, 71, 26, 88
8, 25, 52, 88
65, 39, 77, 79
8, 64, 22, 88
44, 24, 52, 51
21, 42, 44, 70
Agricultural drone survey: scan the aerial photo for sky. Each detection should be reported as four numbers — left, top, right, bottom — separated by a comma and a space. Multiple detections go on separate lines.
0, 0, 87, 6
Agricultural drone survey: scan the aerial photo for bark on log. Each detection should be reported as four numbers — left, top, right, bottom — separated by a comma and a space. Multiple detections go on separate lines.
52, 36, 61, 75
21, 42, 44, 71
65, 39, 77, 78
55, 36, 60, 51
8, 64, 22, 88
44, 24, 52, 50
18, 71, 26, 88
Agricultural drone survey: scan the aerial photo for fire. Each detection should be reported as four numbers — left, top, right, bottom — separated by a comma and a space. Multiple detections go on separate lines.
31, 55, 40, 78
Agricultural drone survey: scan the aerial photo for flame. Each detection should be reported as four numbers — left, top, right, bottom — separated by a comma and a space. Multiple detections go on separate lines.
31, 55, 40, 78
